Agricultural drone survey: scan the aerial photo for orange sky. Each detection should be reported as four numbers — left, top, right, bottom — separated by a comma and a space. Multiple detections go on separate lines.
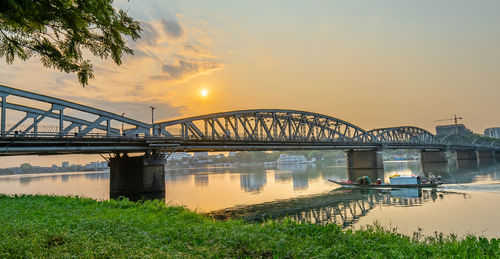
0, 0, 499, 134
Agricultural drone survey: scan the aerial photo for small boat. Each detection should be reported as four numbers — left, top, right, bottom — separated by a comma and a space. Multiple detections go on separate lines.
329, 175, 442, 188
328, 179, 440, 188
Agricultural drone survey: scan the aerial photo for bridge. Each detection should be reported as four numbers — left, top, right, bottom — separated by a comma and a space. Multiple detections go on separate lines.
0, 84, 498, 200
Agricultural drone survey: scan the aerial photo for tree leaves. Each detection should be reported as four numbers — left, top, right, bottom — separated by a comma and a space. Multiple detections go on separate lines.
0, 0, 141, 86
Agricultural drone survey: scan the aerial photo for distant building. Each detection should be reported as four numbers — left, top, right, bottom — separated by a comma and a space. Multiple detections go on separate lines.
166, 152, 192, 161
435, 124, 473, 137
84, 161, 108, 169
61, 161, 69, 168
484, 127, 500, 139
194, 152, 208, 158
228, 151, 237, 157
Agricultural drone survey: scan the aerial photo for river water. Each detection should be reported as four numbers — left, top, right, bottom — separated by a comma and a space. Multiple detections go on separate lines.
0, 160, 499, 238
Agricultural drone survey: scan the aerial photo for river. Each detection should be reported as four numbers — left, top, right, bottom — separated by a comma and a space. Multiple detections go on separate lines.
0, 160, 499, 238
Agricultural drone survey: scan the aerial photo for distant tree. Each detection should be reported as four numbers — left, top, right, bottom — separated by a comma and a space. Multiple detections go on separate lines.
20, 163, 32, 169
0, 0, 141, 86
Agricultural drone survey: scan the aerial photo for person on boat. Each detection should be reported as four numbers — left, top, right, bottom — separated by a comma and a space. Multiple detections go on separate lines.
356, 176, 371, 185
429, 174, 436, 184
375, 178, 383, 185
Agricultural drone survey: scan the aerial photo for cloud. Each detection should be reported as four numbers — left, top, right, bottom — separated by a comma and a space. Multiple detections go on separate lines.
128, 19, 223, 83
160, 19, 184, 39
138, 22, 160, 45
160, 60, 222, 80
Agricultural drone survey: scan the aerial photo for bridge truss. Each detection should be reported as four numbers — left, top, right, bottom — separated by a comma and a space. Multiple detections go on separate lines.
368, 126, 441, 146
0, 85, 498, 155
158, 109, 372, 142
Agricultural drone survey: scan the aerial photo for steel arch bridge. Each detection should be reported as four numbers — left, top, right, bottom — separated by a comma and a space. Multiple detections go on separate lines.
0, 84, 498, 155
368, 126, 441, 146
157, 109, 372, 143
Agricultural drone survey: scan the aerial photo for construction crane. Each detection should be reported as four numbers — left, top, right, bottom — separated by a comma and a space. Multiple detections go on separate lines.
435, 114, 462, 134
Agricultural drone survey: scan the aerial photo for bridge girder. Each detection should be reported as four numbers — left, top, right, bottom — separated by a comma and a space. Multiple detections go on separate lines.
156, 109, 374, 143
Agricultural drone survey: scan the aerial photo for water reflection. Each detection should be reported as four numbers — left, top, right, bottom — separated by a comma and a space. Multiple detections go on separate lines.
0, 171, 110, 199
211, 188, 468, 228
194, 174, 209, 187
240, 171, 267, 193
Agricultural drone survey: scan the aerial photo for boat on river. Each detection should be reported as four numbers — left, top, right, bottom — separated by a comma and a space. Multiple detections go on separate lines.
329, 175, 442, 188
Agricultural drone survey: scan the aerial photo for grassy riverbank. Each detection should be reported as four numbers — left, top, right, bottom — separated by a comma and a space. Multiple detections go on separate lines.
0, 195, 498, 258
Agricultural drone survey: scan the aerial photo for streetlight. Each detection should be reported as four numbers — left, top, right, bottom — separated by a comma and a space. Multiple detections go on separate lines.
121, 113, 125, 135
150, 106, 155, 136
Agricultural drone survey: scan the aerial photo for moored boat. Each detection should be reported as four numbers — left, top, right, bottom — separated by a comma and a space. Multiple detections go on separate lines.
328, 179, 441, 188
329, 175, 442, 188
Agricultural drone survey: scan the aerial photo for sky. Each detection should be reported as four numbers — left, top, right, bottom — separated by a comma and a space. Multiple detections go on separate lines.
1, 0, 499, 136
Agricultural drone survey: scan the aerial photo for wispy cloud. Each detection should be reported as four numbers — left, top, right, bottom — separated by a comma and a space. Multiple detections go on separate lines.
159, 60, 222, 80
160, 19, 184, 39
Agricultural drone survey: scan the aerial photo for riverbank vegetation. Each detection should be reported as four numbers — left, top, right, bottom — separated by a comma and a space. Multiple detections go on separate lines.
0, 195, 498, 257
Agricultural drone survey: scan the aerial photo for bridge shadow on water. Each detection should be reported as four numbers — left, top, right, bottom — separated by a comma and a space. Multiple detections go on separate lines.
208, 162, 500, 227
208, 188, 468, 228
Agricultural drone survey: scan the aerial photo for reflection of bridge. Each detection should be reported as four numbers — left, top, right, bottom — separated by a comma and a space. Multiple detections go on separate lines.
0, 85, 498, 200
209, 189, 460, 228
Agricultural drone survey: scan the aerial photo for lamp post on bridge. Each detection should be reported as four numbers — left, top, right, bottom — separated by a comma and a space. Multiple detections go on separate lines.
150, 106, 155, 136
121, 113, 125, 135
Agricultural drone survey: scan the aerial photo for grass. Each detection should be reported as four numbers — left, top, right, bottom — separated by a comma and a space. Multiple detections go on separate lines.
0, 195, 498, 258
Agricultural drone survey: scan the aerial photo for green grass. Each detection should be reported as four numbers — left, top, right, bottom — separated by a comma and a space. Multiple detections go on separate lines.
0, 195, 498, 258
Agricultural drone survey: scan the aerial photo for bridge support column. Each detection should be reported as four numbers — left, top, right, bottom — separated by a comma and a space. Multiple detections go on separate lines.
110, 154, 165, 201
420, 150, 448, 177
346, 150, 383, 170
477, 150, 495, 165
455, 150, 477, 161
420, 150, 448, 164
455, 149, 478, 169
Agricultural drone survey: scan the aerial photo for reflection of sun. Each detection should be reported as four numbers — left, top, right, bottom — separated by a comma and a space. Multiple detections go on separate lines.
201, 89, 208, 97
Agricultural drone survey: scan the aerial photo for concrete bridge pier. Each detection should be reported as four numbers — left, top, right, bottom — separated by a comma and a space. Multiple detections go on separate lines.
109, 153, 166, 201
421, 162, 448, 177
455, 149, 477, 161
455, 149, 478, 170
346, 150, 384, 183
477, 150, 495, 165
346, 150, 383, 169
420, 150, 448, 176
420, 150, 448, 164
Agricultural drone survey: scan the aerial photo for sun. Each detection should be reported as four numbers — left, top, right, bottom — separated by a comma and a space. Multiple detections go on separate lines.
200, 89, 208, 97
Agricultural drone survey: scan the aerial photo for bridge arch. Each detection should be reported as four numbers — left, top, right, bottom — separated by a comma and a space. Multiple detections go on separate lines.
471, 137, 495, 148
0, 85, 150, 137
490, 140, 500, 147
368, 126, 440, 145
440, 134, 474, 147
156, 109, 374, 143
